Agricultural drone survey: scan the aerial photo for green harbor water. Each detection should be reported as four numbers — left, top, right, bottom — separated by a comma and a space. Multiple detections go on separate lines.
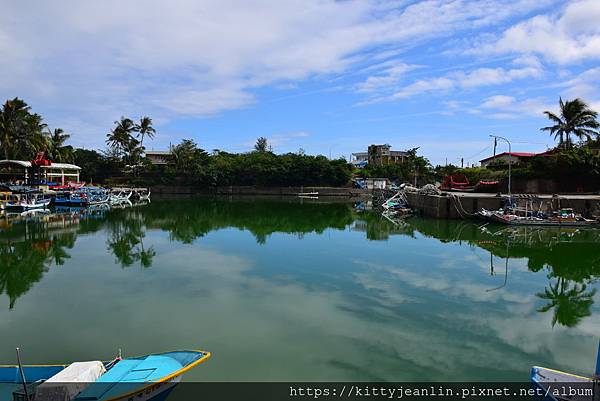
1, 196, 600, 381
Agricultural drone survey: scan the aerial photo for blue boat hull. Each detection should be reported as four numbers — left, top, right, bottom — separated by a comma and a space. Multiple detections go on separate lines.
0, 350, 210, 401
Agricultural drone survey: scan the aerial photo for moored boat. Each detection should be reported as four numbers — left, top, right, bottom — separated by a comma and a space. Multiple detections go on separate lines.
2, 349, 210, 401
6, 194, 52, 211
53, 191, 90, 207
479, 208, 599, 227
80, 187, 110, 205
531, 340, 599, 401
110, 189, 133, 204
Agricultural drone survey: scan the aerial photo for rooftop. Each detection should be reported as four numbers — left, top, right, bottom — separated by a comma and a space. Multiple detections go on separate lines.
479, 152, 537, 163
145, 150, 171, 155
0, 160, 81, 170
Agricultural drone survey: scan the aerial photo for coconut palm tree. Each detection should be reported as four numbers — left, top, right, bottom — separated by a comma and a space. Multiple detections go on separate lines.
135, 116, 155, 149
541, 98, 600, 149
0, 98, 32, 159
536, 278, 596, 327
0, 98, 52, 160
47, 128, 72, 162
106, 117, 136, 157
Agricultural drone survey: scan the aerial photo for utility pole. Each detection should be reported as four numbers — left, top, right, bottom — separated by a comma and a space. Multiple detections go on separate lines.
490, 134, 512, 196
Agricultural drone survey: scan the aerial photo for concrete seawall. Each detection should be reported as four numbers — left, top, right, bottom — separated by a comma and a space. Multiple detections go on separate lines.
405, 192, 600, 219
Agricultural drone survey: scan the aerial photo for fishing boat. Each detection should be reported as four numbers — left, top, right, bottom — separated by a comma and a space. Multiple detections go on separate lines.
479, 208, 599, 227
440, 173, 473, 192
2, 349, 210, 401
381, 190, 411, 215
82, 187, 110, 205
130, 188, 151, 201
6, 194, 52, 211
531, 340, 599, 401
110, 189, 133, 204
53, 191, 90, 207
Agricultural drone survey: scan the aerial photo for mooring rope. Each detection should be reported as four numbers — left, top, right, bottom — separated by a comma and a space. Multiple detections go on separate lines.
449, 193, 479, 218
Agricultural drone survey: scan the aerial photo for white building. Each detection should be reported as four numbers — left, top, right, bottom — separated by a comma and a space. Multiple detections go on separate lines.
479, 152, 536, 168
0, 160, 81, 184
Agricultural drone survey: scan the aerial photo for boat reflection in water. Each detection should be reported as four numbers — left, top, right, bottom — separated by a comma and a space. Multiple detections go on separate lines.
0, 199, 151, 309
1, 196, 600, 382
0, 197, 598, 333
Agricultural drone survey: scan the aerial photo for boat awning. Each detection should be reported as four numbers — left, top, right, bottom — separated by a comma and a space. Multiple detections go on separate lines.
34, 361, 106, 401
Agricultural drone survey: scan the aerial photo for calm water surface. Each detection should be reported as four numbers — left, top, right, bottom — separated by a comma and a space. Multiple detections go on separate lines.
1, 196, 599, 381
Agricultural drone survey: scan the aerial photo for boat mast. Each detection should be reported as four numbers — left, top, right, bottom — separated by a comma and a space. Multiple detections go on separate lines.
16, 347, 29, 400
596, 339, 600, 376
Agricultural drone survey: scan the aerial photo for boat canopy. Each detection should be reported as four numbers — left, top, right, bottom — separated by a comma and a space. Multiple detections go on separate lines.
35, 361, 106, 401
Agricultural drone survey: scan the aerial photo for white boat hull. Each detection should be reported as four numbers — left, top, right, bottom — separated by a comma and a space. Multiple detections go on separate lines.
6, 199, 51, 211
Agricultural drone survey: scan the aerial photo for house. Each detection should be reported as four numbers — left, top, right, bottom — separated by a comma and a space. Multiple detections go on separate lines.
351, 152, 368, 168
145, 150, 172, 165
479, 152, 537, 168
368, 144, 408, 165
351, 144, 408, 167
355, 177, 390, 190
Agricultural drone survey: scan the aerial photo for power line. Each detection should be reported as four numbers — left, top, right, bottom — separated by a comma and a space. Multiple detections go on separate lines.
465, 143, 492, 161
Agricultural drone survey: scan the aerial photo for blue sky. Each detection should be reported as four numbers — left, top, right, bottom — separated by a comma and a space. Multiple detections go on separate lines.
2, 0, 600, 166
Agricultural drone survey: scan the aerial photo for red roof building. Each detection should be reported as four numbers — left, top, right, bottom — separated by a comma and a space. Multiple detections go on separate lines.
480, 151, 544, 168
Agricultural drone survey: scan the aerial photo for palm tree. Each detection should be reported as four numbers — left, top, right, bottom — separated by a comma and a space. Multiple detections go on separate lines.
106, 117, 136, 157
135, 116, 155, 149
536, 278, 596, 327
47, 128, 72, 162
17, 112, 48, 160
541, 98, 600, 149
0, 98, 32, 159
0, 98, 53, 160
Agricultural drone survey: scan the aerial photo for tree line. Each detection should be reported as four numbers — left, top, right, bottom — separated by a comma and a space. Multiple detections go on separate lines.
2, 96, 599, 186
0, 98, 73, 162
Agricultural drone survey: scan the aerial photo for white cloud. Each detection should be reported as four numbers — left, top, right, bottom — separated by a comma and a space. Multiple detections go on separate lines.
0, 0, 559, 147
268, 131, 312, 148
455, 66, 542, 88
356, 62, 419, 93
476, 0, 600, 64
478, 95, 552, 119
480, 95, 516, 109
382, 65, 542, 100
560, 67, 600, 99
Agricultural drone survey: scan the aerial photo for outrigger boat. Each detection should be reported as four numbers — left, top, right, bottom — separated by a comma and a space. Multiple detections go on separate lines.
1, 349, 210, 401
531, 340, 600, 401
109, 189, 132, 204
6, 194, 52, 211
53, 192, 89, 207
81, 188, 110, 205
381, 190, 412, 217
